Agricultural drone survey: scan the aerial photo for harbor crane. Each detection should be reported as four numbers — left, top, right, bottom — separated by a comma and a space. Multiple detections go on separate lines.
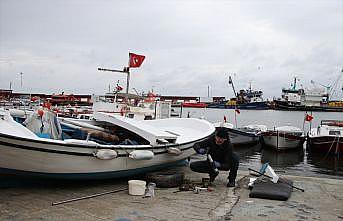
311, 68, 343, 99
228, 75, 237, 97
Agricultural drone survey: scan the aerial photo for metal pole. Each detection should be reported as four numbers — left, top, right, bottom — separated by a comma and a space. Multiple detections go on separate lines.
154, 99, 158, 119
309, 111, 313, 130
180, 104, 183, 118
20, 72, 23, 88
248, 168, 304, 192
126, 70, 130, 102
302, 112, 306, 132
234, 109, 237, 128
52, 187, 128, 206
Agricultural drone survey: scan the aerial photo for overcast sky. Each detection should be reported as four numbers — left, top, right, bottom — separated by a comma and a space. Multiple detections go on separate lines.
0, 0, 342, 99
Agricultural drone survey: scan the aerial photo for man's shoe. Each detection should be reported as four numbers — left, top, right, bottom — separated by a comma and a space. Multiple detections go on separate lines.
227, 181, 235, 187
209, 173, 218, 183
208, 182, 216, 187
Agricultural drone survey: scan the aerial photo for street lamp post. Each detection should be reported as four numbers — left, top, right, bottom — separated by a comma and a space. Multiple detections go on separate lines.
19, 72, 23, 88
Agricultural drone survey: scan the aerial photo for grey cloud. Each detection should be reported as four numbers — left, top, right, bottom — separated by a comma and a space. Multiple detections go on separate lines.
0, 0, 342, 100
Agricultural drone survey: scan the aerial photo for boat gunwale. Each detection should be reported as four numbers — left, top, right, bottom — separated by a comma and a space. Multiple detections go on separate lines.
0, 132, 214, 157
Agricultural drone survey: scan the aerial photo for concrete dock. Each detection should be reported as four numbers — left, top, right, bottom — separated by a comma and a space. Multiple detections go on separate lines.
1, 166, 342, 221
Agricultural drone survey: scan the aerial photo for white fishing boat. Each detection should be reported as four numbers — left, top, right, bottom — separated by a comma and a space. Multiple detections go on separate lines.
92, 92, 171, 121
261, 126, 305, 151
307, 120, 343, 155
0, 108, 214, 179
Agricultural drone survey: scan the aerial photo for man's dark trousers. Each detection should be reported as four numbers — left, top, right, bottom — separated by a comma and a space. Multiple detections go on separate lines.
190, 152, 239, 182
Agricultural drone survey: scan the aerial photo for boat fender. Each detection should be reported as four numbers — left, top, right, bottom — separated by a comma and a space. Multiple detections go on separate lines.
129, 150, 154, 160
94, 149, 118, 160
167, 147, 182, 155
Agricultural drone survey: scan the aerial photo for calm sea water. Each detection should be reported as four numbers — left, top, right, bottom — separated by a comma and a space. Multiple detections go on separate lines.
180, 107, 343, 179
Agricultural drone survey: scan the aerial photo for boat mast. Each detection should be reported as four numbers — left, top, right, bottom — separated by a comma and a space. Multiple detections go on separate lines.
292, 76, 297, 91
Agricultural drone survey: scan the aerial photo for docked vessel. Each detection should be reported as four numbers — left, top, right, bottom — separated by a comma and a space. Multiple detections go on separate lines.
0, 108, 214, 179
214, 122, 267, 146
261, 126, 305, 151
273, 74, 343, 112
181, 102, 208, 108
307, 120, 343, 155
207, 77, 269, 110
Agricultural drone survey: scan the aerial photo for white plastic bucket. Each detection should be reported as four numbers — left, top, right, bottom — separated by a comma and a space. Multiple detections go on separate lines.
128, 180, 146, 196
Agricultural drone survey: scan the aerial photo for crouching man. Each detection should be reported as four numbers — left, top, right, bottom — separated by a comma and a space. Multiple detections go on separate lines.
190, 128, 239, 187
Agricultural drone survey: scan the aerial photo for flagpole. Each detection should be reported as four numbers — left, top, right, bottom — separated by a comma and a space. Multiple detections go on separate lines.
302, 111, 306, 132
310, 111, 313, 130
234, 109, 237, 128
126, 69, 130, 103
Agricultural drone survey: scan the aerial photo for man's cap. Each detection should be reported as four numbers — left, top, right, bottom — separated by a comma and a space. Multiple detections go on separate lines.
215, 128, 228, 139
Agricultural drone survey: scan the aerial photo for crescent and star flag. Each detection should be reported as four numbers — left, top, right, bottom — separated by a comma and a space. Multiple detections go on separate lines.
129, 53, 145, 68
235, 108, 241, 114
305, 113, 314, 122
116, 85, 123, 91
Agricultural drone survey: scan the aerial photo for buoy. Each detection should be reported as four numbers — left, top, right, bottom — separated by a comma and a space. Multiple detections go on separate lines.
129, 150, 154, 160
167, 147, 182, 155
94, 149, 118, 160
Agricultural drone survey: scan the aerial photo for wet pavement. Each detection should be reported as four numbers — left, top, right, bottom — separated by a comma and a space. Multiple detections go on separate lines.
1, 165, 342, 221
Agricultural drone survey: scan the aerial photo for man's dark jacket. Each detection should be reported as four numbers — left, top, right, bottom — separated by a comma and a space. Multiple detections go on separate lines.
194, 136, 234, 170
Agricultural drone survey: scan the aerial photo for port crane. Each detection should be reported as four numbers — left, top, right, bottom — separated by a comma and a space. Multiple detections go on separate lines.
228, 75, 237, 97
311, 68, 343, 100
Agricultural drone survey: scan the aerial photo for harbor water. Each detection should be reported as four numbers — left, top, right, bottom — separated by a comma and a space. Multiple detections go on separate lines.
180, 107, 343, 179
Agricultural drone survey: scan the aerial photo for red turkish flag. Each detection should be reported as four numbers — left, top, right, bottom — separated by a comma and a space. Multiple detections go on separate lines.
116, 85, 123, 91
305, 114, 313, 122
235, 108, 240, 114
129, 53, 145, 68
